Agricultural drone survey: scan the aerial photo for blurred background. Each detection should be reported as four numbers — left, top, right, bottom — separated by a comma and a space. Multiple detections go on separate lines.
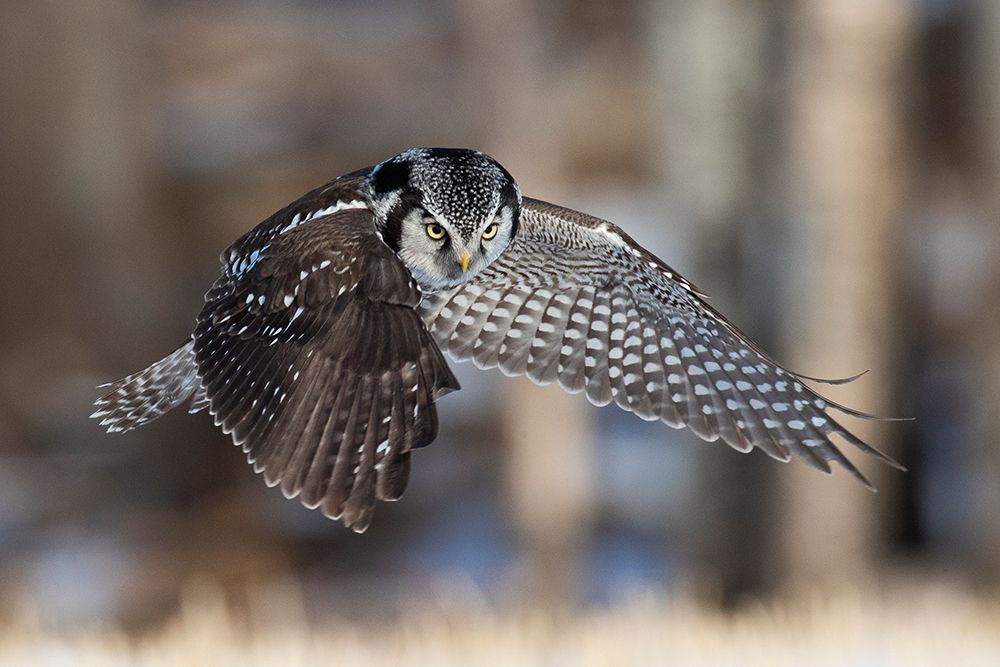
2, 0, 999, 642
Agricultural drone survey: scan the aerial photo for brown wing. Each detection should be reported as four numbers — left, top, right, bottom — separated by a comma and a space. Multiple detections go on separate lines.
195, 208, 459, 532
420, 197, 902, 488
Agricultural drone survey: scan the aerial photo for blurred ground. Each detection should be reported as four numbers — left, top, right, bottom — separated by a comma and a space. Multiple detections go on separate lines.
1, 0, 999, 656
4, 580, 999, 667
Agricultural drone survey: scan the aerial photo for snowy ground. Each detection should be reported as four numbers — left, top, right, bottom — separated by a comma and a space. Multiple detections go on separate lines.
3, 581, 998, 666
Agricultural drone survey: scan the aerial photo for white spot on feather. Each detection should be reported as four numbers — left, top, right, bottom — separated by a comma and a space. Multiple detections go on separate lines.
280, 200, 367, 234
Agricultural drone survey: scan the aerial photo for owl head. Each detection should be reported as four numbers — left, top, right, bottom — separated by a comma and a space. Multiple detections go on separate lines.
363, 147, 522, 290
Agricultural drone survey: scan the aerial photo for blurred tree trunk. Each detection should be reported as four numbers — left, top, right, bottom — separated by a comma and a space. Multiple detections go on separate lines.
647, 0, 780, 602
0, 0, 173, 356
0, 0, 191, 623
0, 0, 163, 455
779, 0, 913, 583
454, 0, 595, 606
968, 0, 1000, 581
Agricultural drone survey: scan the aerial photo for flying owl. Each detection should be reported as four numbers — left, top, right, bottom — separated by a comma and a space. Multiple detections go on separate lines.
92, 148, 903, 532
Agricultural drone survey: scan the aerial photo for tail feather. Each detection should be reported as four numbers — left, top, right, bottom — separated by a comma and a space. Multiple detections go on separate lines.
92, 340, 202, 433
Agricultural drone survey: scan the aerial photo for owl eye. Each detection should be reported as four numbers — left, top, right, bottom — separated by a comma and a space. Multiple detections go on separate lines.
481, 222, 499, 240
426, 223, 447, 240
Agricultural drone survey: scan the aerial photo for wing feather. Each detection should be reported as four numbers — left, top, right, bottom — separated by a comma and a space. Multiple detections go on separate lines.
497, 287, 547, 376
528, 289, 578, 386
195, 209, 458, 532
559, 286, 598, 394
471, 285, 519, 369
90, 342, 204, 432
420, 197, 902, 486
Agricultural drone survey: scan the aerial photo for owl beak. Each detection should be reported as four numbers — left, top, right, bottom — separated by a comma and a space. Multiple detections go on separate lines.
459, 249, 471, 273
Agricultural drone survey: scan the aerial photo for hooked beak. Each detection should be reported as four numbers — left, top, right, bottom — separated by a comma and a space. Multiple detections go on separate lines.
459, 249, 471, 273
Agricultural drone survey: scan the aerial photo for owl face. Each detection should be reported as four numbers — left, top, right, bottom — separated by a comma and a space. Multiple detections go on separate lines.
364, 148, 522, 290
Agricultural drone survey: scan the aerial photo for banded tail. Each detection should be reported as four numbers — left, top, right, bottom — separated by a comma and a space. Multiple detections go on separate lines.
92, 341, 207, 433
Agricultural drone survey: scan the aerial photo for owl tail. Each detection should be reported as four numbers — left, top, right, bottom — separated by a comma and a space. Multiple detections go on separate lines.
91, 340, 207, 433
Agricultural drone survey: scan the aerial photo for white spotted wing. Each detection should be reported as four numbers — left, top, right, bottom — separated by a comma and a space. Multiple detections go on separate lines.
420, 198, 903, 487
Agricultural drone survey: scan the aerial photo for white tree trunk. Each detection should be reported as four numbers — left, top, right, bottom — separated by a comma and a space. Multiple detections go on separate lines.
780, 0, 913, 582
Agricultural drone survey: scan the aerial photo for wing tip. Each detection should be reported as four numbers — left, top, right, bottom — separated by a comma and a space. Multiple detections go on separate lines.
824, 397, 914, 423
796, 368, 870, 385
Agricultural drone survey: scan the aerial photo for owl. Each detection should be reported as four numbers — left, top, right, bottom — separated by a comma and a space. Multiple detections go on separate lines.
93, 148, 903, 532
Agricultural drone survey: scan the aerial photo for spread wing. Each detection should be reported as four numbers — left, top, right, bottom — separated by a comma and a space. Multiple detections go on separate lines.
195, 207, 459, 532
420, 197, 903, 487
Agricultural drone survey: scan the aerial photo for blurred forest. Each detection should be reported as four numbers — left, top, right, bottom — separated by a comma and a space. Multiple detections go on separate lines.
1, 0, 999, 640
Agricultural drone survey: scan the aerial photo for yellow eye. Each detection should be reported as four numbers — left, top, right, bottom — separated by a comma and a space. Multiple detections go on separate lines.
482, 222, 500, 240
426, 223, 446, 240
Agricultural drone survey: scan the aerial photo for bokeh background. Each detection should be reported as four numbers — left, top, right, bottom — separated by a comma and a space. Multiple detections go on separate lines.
2, 0, 999, 654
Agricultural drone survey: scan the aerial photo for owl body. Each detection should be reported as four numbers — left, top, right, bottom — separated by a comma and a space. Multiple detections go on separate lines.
94, 148, 901, 532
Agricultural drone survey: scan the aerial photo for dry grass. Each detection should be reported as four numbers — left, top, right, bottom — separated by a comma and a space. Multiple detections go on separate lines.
3, 581, 999, 666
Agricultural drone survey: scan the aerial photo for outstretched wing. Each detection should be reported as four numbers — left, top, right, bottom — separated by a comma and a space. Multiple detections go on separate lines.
195, 207, 459, 532
420, 197, 902, 487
